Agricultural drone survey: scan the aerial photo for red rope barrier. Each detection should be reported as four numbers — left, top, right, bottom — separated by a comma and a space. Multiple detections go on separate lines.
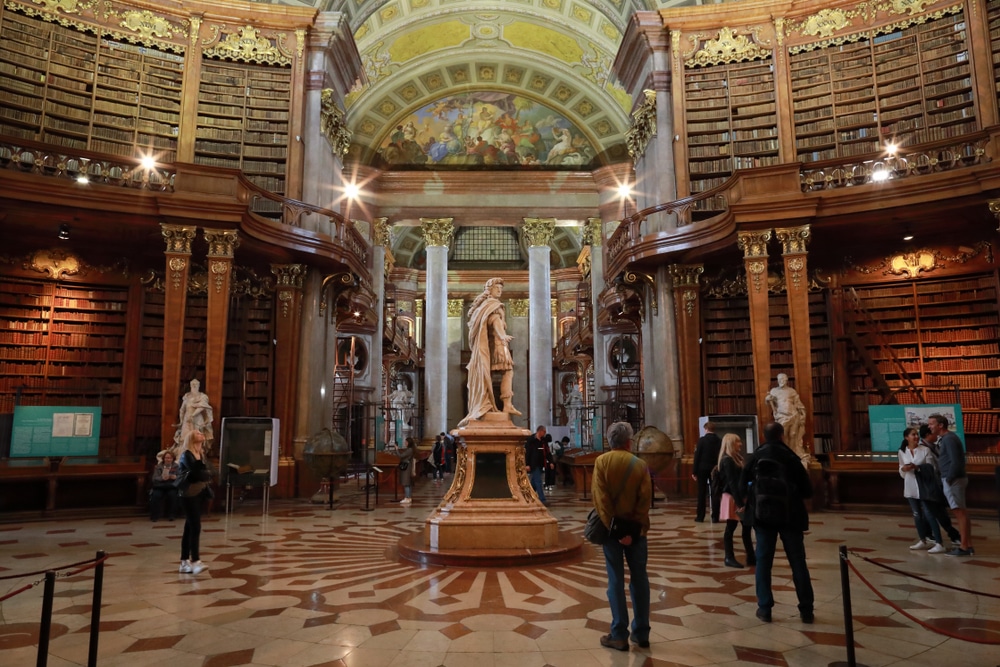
845, 557, 1000, 645
0, 555, 103, 581
0, 582, 33, 603
64, 555, 110, 578
848, 550, 1000, 599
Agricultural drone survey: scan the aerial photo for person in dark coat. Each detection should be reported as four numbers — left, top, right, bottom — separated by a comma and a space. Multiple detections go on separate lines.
691, 422, 722, 522
739, 422, 814, 624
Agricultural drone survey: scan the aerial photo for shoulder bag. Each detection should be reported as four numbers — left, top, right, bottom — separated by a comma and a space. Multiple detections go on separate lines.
584, 455, 639, 545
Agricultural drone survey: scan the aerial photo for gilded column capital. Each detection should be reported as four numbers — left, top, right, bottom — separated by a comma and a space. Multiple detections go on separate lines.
522, 217, 556, 247
668, 264, 704, 287
160, 224, 196, 254
737, 230, 772, 258
775, 225, 811, 255
203, 229, 240, 258
420, 218, 455, 248
447, 299, 464, 317
415, 299, 424, 316
270, 264, 306, 290
583, 217, 603, 247
373, 217, 391, 248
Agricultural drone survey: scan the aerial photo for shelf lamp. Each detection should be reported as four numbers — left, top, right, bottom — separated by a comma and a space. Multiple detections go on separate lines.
58, 224, 70, 241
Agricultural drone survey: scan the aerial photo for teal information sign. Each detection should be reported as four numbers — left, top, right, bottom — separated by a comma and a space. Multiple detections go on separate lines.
867, 404, 965, 452
10, 406, 102, 457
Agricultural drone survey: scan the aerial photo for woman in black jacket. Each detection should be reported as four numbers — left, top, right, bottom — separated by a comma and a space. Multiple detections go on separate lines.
717, 433, 755, 568
177, 430, 212, 575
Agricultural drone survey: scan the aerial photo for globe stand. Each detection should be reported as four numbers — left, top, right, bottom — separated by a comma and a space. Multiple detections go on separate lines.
304, 429, 350, 510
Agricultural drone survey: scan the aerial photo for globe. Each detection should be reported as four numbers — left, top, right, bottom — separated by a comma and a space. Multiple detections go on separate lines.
303, 428, 351, 506
634, 425, 675, 494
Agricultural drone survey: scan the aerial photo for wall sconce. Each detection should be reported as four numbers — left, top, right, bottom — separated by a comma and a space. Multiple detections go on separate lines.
58, 223, 70, 241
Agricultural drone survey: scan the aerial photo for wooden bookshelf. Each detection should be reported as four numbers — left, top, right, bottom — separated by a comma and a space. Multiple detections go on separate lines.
846, 274, 1000, 452
702, 296, 756, 415
684, 58, 778, 214
809, 291, 834, 452
0, 278, 125, 455
223, 295, 274, 417
136, 289, 164, 443
987, 0, 1000, 116
195, 59, 291, 217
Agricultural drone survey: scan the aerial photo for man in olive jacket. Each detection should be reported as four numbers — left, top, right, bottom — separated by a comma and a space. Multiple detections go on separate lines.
739, 422, 814, 624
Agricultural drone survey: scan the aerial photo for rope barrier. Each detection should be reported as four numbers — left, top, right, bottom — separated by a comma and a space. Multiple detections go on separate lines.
845, 557, 1000, 645
848, 549, 1000, 600
0, 582, 33, 603
0, 555, 103, 581
64, 554, 110, 578
0, 554, 110, 603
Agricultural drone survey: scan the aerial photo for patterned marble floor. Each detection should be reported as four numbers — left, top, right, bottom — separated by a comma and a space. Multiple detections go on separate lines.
1, 476, 997, 667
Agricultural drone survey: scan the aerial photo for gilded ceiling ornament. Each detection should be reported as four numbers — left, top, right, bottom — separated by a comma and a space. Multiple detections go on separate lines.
203, 229, 240, 258
420, 218, 455, 248
522, 218, 556, 247
800, 9, 850, 38
28, 0, 83, 14
27, 249, 80, 279
746, 260, 767, 293
373, 217, 391, 248
668, 264, 704, 287
161, 224, 196, 254
775, 225, 811, 255
320, 90, 352, 159
447, 299, 464, 317
625, 89, 657, 164
120, 10, 174, 40
737, 230, 771, 258
205, 25, 288, 65
271, 263, 306, 289
687, 27, 770, 67
891, 0, 932, 16
508, 299, 529, 318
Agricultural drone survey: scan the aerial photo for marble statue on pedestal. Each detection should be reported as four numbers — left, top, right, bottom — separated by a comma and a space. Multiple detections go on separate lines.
766, 373, 809, 463
173, 378, 214, 449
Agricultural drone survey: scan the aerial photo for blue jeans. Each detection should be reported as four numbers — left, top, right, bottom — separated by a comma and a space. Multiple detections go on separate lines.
530, 468, 547, 503
754, 526, 813, 613
602, 536, 650, 643
907, 497, 941, 544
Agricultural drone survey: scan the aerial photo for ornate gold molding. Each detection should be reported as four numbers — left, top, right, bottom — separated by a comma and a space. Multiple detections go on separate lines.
508, 299, 529, 317
420, 218, 455, 248
120, 9, 175, 40
584, 217, 603, 247
737, 230, 772, 258
161, 224, 196, 254
414, 299, 424, 317
786, 257, 806, 291
775, 225, 811, 255
373, 217, 391, 248
624, 270, 657, 316
272, 264, 305, 319
167, 256, 186, 290
27, 0, 84, 14
686, 27, 771, 67
746, 259, 767, 294
26, 248, 81, 279
669, 264, 704, 287
447, 299, 464, 317
208, 260, 228, 294
845, 242, 993, 278
204, 25, 289, 65
989, 199, 1000, 231
321, 89, 352, 159
203, 229, 240, 258
522, 217, 556, 247
625, 89, 657, 164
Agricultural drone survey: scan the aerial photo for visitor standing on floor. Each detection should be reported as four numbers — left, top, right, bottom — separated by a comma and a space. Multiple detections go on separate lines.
178, 430, 213, 575
399, 437, 415, 505
898, 427, 946, 553
432, 434, 447, 481
525, 425, 551, 504
740, 422, 814, 624
717, 433, 755, 568
928, 414, 974, 556
692, 421, 722, 522
593, 421, 652, 651
919, 424, 962, 547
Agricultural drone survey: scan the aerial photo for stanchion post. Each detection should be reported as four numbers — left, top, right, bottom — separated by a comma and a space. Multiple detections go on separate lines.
840, 545, 857, 667
88, 550, 106, 667
37, 570, 55, 667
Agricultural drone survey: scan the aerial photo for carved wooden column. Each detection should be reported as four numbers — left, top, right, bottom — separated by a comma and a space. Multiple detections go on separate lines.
776, 225, 814, 455
669, 264, 704, 456
737, 230, 773, 429
160, 224, 196, 448
203, 229, 239, 441
176, 16, 203, 163
271, 264, 306, 458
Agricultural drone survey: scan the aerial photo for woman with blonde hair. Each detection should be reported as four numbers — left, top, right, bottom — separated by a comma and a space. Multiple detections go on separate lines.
177, 430, 212, 574
717, 433, 755, 568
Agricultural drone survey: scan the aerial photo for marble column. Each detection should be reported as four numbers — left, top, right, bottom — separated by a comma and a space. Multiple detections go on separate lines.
159, 224, 195, 448
202, 229, 239, 442
776, 225, 814, 457
370, 217, 390, 411
738, 230, 774, 427
637, 267, 682, 441
421, 218, 453, 437
523, 218, 555, 428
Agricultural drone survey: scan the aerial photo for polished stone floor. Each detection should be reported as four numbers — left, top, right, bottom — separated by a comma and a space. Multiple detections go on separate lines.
1, 475, 997, 667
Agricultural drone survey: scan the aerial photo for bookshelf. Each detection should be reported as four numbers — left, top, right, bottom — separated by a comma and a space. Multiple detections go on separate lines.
987, 0, 1000, 115
195, 59, 291, 217
789, 10, 974, 163
0, 9, 183, 161
809, 292, 834, 452
767, 293, 794, 386
684, 58, 778, 214
136, 289, 164, 443
0, 278, 125, 455
702, 296, 756, 415
846, 274, 1000, 452
223, 295, 274, 418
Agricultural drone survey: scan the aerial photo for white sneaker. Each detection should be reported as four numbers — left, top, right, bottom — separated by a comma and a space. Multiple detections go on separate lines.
909, 539, 932, 550
178, 560, 192, 573
400, 498, 412, 505
927, 543, 947, 554
190, 561, 207, 575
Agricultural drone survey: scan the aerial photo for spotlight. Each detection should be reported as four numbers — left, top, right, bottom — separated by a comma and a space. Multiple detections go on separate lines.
902, 234, 914, 241
140, 156, 156, 170
76, 175, 89, 184
58, 223, 70, 241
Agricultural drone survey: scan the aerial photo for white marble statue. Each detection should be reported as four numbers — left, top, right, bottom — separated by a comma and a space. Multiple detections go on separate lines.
766, 373, 809, 463
387, 382, 415, 430
173, 378, 214, 448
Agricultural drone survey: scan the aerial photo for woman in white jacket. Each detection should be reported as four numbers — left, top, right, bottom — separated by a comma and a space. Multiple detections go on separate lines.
898, 427, 945, 553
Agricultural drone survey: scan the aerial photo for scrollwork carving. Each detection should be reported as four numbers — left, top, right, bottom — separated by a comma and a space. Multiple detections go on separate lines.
204, 25, 288, 65
737, 230, 772, 258
686, 27, 771, 67
320, 89, 352, 159
161, 224, 196, 254
522, 217, 556, 247
625, 89, 657, 163
420, 218, 455, 248
203, 229, 240, 258
775, 225, 811, 255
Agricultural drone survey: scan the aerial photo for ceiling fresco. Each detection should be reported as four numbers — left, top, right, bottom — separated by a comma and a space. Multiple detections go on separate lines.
255, 0, 709, 168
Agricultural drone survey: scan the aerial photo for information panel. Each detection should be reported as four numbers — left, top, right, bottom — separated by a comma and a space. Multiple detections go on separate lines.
868, 404, 965, 452
10, 406, 102, 457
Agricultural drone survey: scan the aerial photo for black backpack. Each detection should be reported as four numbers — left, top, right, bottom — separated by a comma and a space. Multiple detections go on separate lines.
752, 455, 792, 527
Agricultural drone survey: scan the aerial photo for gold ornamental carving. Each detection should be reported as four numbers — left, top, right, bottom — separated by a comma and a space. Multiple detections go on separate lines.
845, 242, 992, 277
776, 225, 811, 255
668, 263, 704, 288
209, 260, 229, 294
161, 224, 196, 254
27, 249, 80, 279
624, 270, 657, 316
892, 0, 932, 16
584, 217, 603, 247
120, 10, 175, 40
204, 25, 288, 65
415, 299, 424, 316
271, 263, 306, 290
447, 299, 464, 317
277, 289, 294, 319
508, 299, 529, 318
522, 218, 556, 247
168, 256, 186, 290
28, 0, 83, 13
888, 252, 935, 278
737, 230, 771, 258
188, 16, 202, 47
989, 199, 1000, 231
420, 218, 455, 248
686, 27, 770, 67
321, 90, 352, 159
203, 229, 240, 258
681, 289, 698, 317
746, 260, 767, 293
800, 8, 850, 38
787, 257, 806, 290
373, 217, 391, 248
625, 89, 657, 164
